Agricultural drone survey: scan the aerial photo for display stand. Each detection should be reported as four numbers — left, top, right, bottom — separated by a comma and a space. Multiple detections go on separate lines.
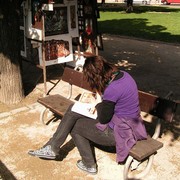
20, 0, 102, 95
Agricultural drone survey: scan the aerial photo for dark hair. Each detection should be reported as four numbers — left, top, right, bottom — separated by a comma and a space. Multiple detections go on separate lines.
83, 56, 117, 93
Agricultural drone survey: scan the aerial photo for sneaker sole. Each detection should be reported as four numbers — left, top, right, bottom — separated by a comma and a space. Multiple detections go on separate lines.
28, 151, 56, 160
76, 163, 97, 175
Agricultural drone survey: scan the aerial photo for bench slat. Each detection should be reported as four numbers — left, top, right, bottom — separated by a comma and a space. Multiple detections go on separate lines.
38, 94, 73, 117
139, 91, 158, 113
139, 91, 177, 122
129, 137, 163, 161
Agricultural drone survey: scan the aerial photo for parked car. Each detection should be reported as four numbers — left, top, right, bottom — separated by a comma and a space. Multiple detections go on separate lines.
124, 0, 151, 5
161, 0, 180, 4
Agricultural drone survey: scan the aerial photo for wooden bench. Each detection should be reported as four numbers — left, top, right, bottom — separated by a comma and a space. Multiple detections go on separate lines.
37, 66, 178, 180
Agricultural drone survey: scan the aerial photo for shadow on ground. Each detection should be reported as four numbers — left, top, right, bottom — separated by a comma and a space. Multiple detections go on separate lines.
0, 160, 17, 180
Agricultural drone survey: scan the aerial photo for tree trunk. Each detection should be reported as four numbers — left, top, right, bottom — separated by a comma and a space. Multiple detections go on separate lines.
0, 0, 24, 104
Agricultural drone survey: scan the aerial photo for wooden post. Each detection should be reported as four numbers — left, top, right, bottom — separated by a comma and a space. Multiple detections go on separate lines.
41, 14, 47, 96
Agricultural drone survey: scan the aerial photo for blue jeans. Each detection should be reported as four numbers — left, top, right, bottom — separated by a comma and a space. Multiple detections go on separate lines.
45, 104, 116, 167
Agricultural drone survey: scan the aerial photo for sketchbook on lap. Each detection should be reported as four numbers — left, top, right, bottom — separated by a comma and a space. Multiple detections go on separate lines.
71, 92, 98, 119
71, 101, 97, 119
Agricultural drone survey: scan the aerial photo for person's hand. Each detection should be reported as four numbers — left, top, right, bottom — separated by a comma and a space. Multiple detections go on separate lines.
95, 92, 102, 104
89, 92, 102, 106
87, 92, 102, 114
88, 106, 96, 115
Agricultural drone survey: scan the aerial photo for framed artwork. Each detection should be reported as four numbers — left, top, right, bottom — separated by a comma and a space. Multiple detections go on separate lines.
44, 39, 70, 61
67, 2, 79, 37
84, 5, 93, 16
80, 18, 94, 52
38, 35, 74, 66
45, 6, 68, 36
83, 0, 94, 17
70, 5, 76, 29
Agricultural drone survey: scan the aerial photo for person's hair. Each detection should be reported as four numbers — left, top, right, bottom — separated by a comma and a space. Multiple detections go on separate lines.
83, 56, 118, 93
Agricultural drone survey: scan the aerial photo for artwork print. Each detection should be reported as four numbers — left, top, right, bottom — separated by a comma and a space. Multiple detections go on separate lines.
45, 7, 68, 36
45, 39, 70, 60
70, 5, 76, 29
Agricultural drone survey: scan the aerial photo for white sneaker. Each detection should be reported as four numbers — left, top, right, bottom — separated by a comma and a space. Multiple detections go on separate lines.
28, 145, 56, 159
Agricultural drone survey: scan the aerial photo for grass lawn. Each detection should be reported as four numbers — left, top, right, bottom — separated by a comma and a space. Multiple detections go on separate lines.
98, 4, 180, 44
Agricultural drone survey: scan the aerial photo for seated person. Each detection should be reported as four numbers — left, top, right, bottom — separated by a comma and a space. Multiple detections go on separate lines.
28, 55, 147, 174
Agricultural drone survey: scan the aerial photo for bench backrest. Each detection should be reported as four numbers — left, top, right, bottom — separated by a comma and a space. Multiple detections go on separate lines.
62, 66, 92, 91
62, 67, 178, 122
139, 91, 177, 122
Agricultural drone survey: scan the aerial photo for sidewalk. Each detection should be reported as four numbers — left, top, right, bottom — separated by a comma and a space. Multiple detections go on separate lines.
0, 35, 180, 180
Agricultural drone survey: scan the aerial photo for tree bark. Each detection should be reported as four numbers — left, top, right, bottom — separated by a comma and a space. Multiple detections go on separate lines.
0, 0, 24, 104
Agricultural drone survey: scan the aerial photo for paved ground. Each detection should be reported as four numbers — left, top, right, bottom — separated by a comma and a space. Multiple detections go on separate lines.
0, 35, 180, 180
100, 35, 180, 100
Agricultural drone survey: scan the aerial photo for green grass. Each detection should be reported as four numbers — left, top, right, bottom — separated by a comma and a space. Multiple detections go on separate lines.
98, 5, 180, 44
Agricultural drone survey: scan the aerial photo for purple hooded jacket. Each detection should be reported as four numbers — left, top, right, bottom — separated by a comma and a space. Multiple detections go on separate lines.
96, 115, 147, 162
96, 71, 147, 162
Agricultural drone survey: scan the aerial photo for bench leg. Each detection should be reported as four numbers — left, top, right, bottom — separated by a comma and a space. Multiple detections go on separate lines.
123, 156, 133, 180
67, 84, 72, 99
40, 107, 54, 125
123, 154, 154, 180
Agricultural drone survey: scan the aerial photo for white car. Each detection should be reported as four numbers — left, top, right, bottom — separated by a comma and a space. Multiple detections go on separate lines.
124, 0, 151, 5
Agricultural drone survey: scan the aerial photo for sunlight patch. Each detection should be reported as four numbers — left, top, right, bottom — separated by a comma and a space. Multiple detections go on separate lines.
15, 171, 26, 179
0, 116, 13, 125
18, 124, 55, 140
116, 60, 136, 70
